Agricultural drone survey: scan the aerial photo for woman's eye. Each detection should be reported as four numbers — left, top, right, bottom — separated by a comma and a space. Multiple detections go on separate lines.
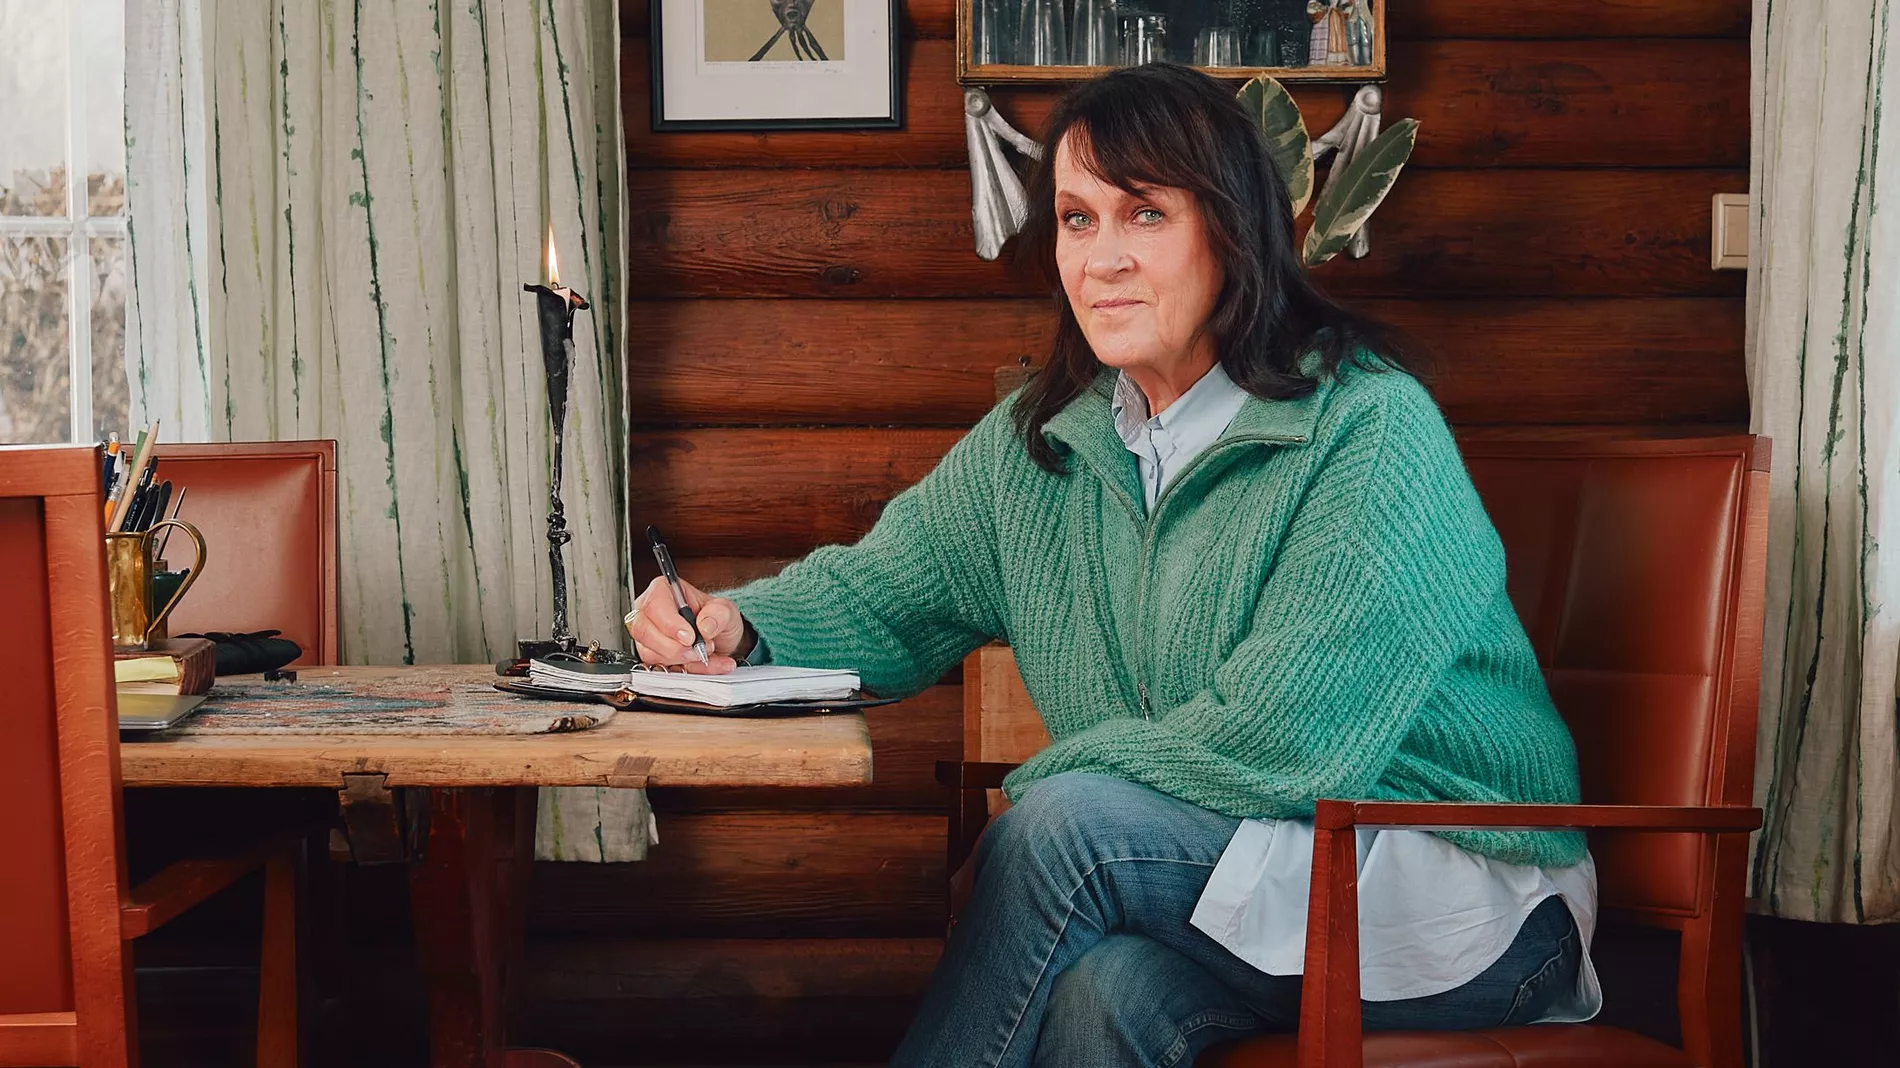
1135, 207, 1165, 224
1062, 211, 1092, 229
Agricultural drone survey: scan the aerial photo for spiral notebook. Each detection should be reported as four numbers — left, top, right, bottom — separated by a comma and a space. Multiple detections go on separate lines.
528, 659, 859, 708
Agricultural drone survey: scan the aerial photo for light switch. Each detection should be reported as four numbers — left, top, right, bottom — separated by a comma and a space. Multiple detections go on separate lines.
1712, 193, 1750, 270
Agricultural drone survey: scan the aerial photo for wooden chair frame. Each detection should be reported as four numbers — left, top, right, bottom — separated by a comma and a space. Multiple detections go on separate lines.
937, 435, 1771, 1068
0, 445, 299, 1068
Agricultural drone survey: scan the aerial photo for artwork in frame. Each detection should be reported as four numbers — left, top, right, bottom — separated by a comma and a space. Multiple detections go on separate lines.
650, 0, 903, 131
957, 0, 1384, 85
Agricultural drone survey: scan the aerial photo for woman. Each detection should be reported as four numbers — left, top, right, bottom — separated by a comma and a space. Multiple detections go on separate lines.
626, 63, 1599, 1068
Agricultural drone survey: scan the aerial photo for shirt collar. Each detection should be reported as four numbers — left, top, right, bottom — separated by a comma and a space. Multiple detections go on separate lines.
1041, 363, 1324, 504
1109, 364, 1251, 454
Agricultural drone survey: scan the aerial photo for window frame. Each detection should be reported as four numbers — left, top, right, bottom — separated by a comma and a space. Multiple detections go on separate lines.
0, 1, 128, 443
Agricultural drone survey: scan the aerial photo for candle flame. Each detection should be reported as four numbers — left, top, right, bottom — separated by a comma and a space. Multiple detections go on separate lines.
543, 224, 561, 287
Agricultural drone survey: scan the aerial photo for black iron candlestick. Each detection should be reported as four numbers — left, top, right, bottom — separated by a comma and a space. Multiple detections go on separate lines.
519, 275, 590, 661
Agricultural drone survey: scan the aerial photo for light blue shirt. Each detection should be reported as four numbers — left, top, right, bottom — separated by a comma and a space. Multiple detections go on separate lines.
1110, 364, 1252, 512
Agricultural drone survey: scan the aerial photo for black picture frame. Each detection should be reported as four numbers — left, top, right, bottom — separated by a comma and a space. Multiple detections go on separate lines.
649, 0, 905, 132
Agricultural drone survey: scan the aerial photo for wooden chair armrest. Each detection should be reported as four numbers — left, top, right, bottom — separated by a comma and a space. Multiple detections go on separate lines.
122, 835, 300, 939
1320, 800, 1763, 833
933, 760, 1020, 791
1295, 799, 1761, 1068
935, 761, 1022, 912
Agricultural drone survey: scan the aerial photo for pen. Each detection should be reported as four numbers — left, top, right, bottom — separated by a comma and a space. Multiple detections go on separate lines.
155, 487, 186, 558
646, 525, 710, 665
102, 433, 123, 520
140, 480, 172, 534
125, 460, 159, 531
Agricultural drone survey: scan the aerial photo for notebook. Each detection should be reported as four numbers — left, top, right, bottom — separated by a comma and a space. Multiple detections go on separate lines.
528, 659, 860, 708
526, 658, 634, 694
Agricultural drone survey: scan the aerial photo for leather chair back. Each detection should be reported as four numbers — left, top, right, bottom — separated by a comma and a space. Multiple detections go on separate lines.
153, 441, 338, 665
1464, 437, 1765, 922
0, 446, 135, 1066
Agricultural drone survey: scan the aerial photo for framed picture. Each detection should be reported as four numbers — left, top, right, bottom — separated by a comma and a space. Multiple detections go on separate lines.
650, 0, 903, 131
957, 0, 1384, 85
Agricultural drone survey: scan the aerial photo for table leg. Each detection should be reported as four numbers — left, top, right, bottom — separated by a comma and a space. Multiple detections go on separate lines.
409, 786, 579, 1068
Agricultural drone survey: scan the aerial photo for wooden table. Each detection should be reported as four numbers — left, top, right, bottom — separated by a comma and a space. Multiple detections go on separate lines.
118, 666, 875, 1068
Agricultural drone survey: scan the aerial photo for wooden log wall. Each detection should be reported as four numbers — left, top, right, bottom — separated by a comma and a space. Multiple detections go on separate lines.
521, 1, 1750, 1062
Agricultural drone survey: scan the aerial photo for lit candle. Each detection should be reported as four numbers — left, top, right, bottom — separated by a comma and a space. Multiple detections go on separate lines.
544, 223, 563, 288
536, 224, 586, 308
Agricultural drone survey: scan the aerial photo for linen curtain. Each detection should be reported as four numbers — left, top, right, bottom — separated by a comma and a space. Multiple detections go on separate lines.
126, 0, 647, 859
1746, 0, 1900, 923
125, 0, 214, 440
200, 0, 629, 665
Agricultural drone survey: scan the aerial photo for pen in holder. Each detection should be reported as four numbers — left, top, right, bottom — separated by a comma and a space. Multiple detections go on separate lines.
105, 519, 206, 653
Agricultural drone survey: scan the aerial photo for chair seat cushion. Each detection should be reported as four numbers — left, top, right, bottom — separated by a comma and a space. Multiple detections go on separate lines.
1199, 1024, 1694, 1068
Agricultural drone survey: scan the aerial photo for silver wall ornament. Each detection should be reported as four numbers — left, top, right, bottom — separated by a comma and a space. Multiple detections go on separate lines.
965, 88, 1044, 261
1308, 84, 1384, 259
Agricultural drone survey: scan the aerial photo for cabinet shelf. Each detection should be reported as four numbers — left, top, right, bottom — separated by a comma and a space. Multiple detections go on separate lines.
955, 0, 1386, 86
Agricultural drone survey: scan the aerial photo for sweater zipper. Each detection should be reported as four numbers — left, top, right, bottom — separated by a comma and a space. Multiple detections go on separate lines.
1103, 431, 1308, 723
1133, 522, 1156, 720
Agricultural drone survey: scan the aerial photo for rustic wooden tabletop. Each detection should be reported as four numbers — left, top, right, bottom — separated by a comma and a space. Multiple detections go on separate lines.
116, 664, 874, 790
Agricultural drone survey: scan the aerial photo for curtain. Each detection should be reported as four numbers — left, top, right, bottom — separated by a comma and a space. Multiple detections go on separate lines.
125, 0, 214, 440
1747, 0, 1900, 923
126, 0, 647, 859
198, 0, 629, 666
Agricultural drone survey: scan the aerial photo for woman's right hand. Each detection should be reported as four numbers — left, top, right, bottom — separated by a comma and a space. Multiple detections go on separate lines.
625, 576, 750, 674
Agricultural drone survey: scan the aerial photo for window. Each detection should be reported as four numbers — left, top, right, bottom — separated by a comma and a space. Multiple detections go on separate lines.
0, 0, 128, 444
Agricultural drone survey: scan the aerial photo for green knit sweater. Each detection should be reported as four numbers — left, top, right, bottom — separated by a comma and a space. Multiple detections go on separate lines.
730, 364, 1586, 868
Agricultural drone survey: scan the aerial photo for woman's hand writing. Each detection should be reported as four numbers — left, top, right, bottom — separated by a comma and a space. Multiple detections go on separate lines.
625, 576, 750, 674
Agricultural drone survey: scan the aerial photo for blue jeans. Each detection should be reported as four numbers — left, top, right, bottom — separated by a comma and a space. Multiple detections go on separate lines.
892, 772, 1582, 1068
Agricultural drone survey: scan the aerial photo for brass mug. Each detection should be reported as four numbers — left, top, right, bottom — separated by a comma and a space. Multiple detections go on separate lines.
105, 519, 206, 653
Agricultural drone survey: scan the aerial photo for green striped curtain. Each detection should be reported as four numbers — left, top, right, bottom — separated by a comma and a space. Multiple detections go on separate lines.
127, 0, 644, 860
125, 0, 214, 439
197, 0, 629, 666
1746, 0, 1899, 923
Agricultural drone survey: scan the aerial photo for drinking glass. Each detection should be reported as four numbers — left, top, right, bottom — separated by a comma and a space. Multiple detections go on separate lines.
973, 0, 1016, 65
1019, 0, 1072, 65
1194, 26, 1241, 67
1119, 12, 1167, 66
1071, 0, 1118, 66
1246, 25, 1283, 67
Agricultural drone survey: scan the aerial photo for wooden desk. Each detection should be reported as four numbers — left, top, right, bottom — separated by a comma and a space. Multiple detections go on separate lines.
120, 665, 875, 790
119, 665, 875, 1068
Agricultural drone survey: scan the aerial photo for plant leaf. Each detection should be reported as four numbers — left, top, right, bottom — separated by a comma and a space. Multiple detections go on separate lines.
1303, 118, 1419, 267
1236, 76, 1313, 216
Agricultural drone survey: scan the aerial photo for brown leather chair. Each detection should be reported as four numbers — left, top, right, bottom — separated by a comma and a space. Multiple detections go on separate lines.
0, 445, 298, 1066
152, 441, 337, 665
940, 435, 1770, 1068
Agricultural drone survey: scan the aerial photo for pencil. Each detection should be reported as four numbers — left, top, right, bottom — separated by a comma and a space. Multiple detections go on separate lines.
108, 420, 160, 533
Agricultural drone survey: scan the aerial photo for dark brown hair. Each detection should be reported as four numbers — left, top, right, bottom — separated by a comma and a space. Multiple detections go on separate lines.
1010, 62, 1419, 471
